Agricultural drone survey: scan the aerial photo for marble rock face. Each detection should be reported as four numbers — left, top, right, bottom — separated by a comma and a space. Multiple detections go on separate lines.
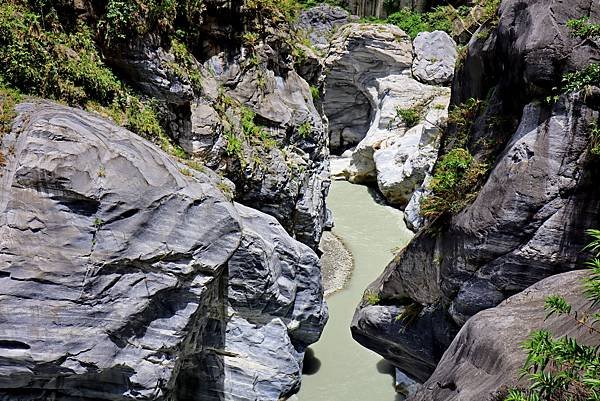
0, 101, 327, 401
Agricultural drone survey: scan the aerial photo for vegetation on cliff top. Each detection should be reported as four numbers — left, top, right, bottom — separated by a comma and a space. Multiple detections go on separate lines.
360, 0, 501, 39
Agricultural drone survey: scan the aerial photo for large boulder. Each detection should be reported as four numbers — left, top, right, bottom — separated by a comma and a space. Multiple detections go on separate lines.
408, 270, 600, 401
352, 0, 600, 383
411, 31, 457, 85
0, 101, 327, 401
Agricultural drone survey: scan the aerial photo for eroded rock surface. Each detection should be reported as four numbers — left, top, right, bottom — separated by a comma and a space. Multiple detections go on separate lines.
106, 11, 330, 251
352, 0, 600, 382
0, 101, 327, 401
324, 23, 413, 152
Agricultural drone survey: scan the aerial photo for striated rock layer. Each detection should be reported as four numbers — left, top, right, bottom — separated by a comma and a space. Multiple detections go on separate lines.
0, 101, 327, 401
352, 0, 600, 382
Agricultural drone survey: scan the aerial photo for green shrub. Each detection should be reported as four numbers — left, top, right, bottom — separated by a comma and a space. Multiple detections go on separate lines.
310, 85, 320, 100
421, 148, 488, 218
394, 107, 421, 128
298, 121, 312, 138
365, 291, 381, 305
562, 63, 600, 94
386, 8, 430, 39
567, 17, 600, 39
0, 86, 22, 137
447, 98, 485, 147
503, 230, 600, 401
98, 0, 205, 43
225, 130, 244, 158
169, 37, 202, 91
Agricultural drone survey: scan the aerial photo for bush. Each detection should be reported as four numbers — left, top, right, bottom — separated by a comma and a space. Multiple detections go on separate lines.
447, 98, 485, 147
386, 8, 429, 39
0, 86, 22, 136
394, 107, 421, 128
567, 17, 600, 39
503, 230, 600, 401
421, 148, 488, 218
365, 291, 381, 305
298, 121, 312, 138
562, 64, 600, 94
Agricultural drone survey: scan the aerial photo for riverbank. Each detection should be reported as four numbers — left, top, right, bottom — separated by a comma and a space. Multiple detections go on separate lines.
320, 231, 354, 297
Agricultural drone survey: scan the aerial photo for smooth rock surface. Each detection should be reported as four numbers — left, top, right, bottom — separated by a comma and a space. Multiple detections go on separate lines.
408, 270, 600, 401
0, 101, 327, 401
411, 31, 457, 85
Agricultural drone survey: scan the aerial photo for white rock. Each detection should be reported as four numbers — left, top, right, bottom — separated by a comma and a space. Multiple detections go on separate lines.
412, 31, 458, 85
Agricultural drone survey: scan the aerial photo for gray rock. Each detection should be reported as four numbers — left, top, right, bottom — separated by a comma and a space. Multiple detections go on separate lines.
297, 4, 356, 50
408, 270, 600, 401
352, 0, 600, 382
351, 303, 455, 382
373, 99, 449, 206
105, 19, 331, 252
403, 175, 431, 231
323, 23, 413, 152
196, 48, 331, 251
0, 101, 327, 401
412, 31, 457, 85
342, 76, 448, 185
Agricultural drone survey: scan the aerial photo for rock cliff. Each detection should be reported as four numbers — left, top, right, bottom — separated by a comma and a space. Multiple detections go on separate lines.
352, 0, 600, 383
0, 101, 327, 401
103, 0, 331, 250
322, 22, 455, 226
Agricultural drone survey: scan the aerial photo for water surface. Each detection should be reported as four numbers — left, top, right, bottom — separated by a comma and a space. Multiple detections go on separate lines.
296, 180, 414, 401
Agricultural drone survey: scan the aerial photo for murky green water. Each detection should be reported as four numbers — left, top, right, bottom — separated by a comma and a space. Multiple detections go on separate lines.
296, 180, 414, 401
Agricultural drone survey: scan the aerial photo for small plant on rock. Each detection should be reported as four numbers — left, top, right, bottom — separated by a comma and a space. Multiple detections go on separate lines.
394, 106, 421, 129
567, 17, 600, 40
421, 148, 488, 218
365, 291, 381, 306
562, 64, 600, 95
447, 98, 486, 147
298, 121, 312, 138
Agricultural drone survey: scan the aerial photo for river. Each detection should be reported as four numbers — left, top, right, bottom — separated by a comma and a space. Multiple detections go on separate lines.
295, 180, 414, 401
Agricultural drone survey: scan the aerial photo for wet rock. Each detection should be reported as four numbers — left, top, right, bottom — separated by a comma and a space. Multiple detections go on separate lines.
411, 31, 457, 85
0, 101, 327, 401
408, 270, 600, 401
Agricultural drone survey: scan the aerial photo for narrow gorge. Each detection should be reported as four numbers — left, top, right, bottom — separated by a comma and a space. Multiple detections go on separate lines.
0, 0, 599, 400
